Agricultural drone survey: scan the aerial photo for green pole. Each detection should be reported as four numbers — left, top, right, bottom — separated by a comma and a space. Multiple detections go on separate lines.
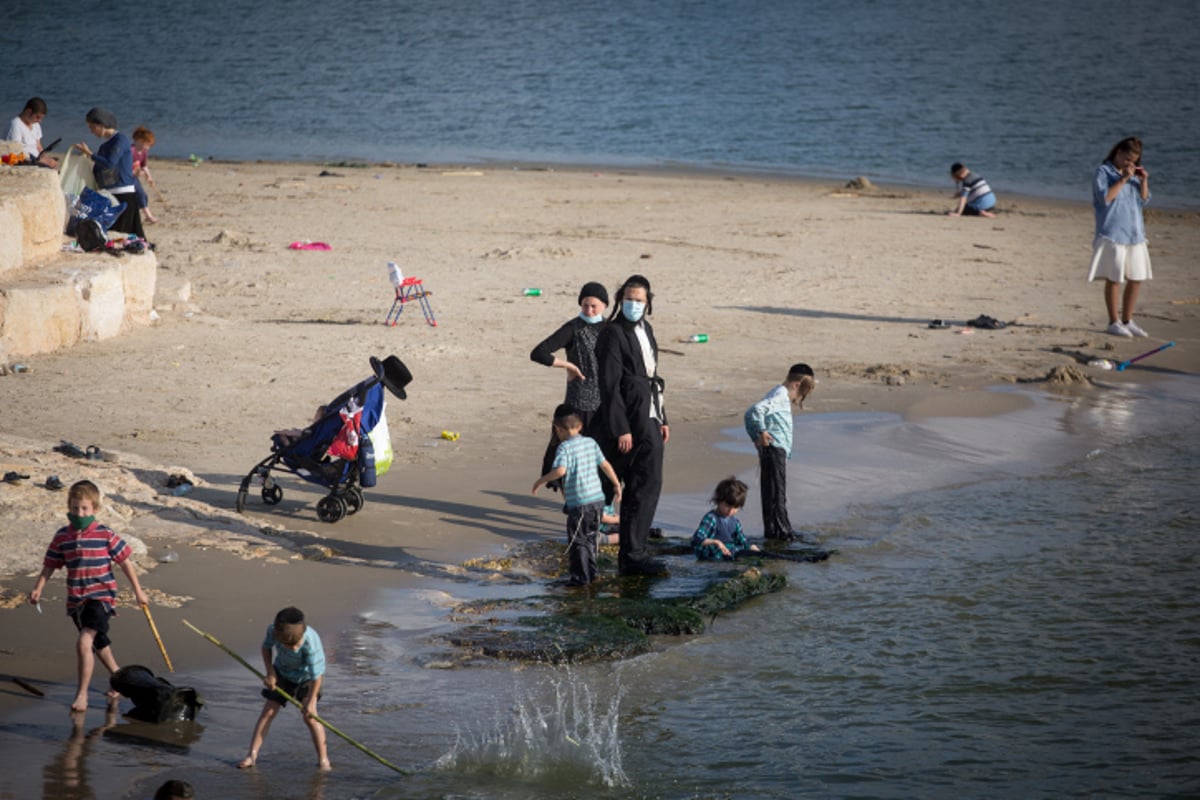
181, 619, 410, 776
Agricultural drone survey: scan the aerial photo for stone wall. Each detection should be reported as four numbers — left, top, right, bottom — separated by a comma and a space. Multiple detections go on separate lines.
0, 163, 157, 362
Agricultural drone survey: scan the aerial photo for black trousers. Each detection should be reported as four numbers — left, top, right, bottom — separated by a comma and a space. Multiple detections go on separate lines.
619, 422, 663, 568
566, 502, 601, 584
758, 444, 792, 538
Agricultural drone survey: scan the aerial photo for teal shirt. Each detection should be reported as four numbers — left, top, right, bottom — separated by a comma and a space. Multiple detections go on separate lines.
744, 384, 793, 458
262, 625, 326, 684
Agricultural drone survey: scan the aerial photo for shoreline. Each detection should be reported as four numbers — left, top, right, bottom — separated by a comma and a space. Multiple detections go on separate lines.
155, 155, 1200, 213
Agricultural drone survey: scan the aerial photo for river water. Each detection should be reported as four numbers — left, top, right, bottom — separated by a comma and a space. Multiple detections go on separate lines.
3, 375, 1197, 798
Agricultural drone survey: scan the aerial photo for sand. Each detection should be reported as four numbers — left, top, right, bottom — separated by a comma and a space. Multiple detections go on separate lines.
1, 160, 1198, 720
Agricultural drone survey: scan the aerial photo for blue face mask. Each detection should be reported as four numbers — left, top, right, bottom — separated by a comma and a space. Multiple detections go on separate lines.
579, 311, 604, 325
622, 300, 645, 323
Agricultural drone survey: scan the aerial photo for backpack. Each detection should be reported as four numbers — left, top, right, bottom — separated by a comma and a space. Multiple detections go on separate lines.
76, 218, 108, 252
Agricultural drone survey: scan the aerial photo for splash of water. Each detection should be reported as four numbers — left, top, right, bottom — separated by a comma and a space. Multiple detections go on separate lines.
437, 669, 628, 789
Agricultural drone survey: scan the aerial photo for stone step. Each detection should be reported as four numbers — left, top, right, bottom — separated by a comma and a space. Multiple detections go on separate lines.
1, 249, 158, 361
1, 163, 158, 362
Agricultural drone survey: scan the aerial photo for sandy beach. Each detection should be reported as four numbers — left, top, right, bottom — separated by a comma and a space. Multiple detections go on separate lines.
1, 161, 1198, 784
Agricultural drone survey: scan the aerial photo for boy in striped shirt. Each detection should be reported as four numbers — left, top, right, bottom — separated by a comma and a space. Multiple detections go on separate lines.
532, 403, 622, 585
29, 480, 149, 712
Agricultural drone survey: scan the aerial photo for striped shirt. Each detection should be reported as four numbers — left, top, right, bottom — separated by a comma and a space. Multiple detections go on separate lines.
42, 523, 131, 613
262, 625, 326, 684
957, 170, 996, 210
553, 434, 607, 509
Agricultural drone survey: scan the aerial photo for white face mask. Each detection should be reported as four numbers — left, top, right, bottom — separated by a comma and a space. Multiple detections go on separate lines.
580, 311, 604, 324
622, 300, 645, 322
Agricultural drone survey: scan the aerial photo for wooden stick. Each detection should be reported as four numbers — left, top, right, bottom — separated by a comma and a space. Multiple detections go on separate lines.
181, 619, 410, 776
142, 605, 174, 672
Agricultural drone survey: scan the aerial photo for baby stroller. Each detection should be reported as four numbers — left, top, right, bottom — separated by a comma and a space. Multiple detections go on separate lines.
236, 355, 413, 523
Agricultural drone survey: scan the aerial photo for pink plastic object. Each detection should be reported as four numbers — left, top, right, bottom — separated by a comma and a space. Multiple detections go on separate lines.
288, 241, 332, 251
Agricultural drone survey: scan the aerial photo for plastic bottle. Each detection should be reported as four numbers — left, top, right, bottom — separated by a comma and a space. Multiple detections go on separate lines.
686, 334, 709, 343
359, 434, 377, 487
522, 288, 542, 297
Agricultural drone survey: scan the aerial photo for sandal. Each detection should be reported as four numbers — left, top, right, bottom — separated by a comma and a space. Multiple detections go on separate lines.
85, 445, 106, 461
928, 319, 953, 329
45, 475, 64, 491
54, 440, 86, 458
3, 471, 30, 484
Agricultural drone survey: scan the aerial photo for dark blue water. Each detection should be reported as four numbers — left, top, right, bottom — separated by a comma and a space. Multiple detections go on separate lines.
3, 0, 1197, 206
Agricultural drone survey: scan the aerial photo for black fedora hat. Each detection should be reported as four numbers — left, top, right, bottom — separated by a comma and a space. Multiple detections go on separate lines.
371, 355, 413, 400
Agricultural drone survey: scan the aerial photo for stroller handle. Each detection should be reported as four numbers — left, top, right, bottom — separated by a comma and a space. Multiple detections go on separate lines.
370, 355, 413, 400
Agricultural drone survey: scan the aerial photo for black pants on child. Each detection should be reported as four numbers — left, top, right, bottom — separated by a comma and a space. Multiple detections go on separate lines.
758, 444, 792, 539
566, 502, 602, 584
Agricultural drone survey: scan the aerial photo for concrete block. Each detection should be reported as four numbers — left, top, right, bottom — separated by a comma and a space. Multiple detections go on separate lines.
0, 165, 65, 273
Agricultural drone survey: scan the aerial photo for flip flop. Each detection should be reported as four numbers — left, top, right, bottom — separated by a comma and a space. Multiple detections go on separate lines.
45, 475, 64, 491
54, 440, 87, 458
3, 471, 30, 484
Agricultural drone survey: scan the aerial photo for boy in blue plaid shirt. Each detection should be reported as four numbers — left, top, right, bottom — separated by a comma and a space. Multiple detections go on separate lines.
533, 404, 622, 584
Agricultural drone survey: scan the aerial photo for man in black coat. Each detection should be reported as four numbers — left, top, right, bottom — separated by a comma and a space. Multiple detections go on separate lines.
591, 275, 669, 577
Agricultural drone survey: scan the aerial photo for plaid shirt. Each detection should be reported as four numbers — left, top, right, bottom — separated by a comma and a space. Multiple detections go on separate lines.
42, 523, 130, 613
691, 510, 749, 561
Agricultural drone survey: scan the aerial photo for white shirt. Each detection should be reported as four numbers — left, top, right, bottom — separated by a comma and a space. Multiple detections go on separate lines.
5, 116, 41, 158
632, 322, 663, 421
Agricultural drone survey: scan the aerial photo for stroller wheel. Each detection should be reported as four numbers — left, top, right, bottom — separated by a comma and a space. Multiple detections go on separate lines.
344, 486, 364, 515
316, 495, 347, 523
262, 484, 284, 505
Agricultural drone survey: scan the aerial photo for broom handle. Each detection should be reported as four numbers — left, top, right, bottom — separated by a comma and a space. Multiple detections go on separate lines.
142, 604, 174, 672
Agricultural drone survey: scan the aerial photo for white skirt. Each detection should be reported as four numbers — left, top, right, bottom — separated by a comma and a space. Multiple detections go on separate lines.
1087, 237, 1152, 283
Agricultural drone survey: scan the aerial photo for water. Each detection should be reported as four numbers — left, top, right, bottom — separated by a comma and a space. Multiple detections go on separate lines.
3, 0, 1198, 206
2, 376, 1197, 798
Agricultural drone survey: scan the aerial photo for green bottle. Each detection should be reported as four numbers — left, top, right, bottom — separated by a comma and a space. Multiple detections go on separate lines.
522, 288, 542, 297
687, 334, 709, 343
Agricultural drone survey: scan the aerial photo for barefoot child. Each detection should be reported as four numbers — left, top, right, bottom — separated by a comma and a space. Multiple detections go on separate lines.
744, 363, 816, 540
532, 403, 622, 585
239, 606, 330, 771
131, 126, 159, 224
29, 480, 149, 712
691, 477, 760, 560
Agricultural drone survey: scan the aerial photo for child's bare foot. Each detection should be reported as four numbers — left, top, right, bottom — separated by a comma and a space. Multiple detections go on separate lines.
144, 211, 159, 224
318, 758, 332, 772
237, 752, 257, 769
70, 693, 88, 713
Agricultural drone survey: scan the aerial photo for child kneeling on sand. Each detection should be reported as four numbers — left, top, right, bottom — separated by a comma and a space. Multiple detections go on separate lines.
691, 477, 760, 560
28, 479, 149, 713
947, 162, 997, 218
239, 606, 330, 771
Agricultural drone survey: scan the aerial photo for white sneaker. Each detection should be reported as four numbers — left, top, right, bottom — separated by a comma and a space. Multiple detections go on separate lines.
1107, 321, 1132, 337
1123, 319, 1149, 337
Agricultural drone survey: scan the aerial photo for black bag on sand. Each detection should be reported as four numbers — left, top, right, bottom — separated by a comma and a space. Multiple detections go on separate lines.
76, 218, 107, 252
110, 665, 204, 723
